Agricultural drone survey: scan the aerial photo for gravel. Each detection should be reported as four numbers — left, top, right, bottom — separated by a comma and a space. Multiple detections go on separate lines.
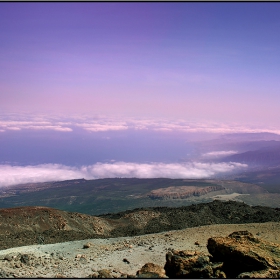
0, 222, 279, 278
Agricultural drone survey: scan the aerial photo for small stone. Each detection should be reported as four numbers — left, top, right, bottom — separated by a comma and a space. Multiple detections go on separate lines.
83, 242, 92, 249
4, 255, 13, 261
98, 269, 113, 278
123, 258, 130, 264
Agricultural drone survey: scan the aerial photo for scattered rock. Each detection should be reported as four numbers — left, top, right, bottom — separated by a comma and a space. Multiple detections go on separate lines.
195, 241, 200, 245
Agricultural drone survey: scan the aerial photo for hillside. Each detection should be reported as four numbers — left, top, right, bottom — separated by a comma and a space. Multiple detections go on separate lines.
1, 200, 280, 250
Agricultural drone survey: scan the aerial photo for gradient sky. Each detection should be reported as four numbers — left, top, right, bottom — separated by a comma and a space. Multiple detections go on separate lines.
2, 2, 280, 186
1, 2, 280, 125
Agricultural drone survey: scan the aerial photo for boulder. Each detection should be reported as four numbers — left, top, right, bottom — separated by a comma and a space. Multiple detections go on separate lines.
207, 230, 280, 278
164, 249, 222, 278
164, 231, 280, 278
136, 263, 166, 278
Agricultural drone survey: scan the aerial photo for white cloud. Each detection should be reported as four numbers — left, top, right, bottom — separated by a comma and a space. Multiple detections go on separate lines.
202, 151, 238, 158
6, 127, 21, 131
0, 119, 73, 132
0, 164, 85, 188
2, 113, 280, 135
0, 161, 247, 188
76, 123, 128, 132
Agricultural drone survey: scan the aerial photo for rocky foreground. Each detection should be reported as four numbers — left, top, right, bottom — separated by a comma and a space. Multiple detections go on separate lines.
0, 222, 280, 278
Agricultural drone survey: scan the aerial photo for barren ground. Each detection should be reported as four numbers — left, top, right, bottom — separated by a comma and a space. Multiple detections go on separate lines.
0, 222, 279, 278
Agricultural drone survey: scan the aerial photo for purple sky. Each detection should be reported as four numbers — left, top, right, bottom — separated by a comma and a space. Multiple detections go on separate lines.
1, 2, 280, 125
1, 3, 280, 187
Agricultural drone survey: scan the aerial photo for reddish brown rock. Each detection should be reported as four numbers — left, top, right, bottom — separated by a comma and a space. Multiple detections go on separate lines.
164, 250, 221, 278
207, 230, 280, 278
164, 231, 280, 278
136, 263, 166, 278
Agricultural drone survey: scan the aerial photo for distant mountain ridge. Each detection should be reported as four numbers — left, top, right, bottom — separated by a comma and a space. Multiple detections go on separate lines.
221, 145, 280, 166
220, 132, 280, 142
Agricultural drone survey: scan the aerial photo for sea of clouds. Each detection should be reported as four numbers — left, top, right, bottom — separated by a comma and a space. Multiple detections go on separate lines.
1, 113, 278, 188
0, 161, 247, 188
1, 113, 280, 134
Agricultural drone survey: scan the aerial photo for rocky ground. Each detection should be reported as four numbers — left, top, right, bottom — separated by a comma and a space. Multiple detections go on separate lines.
0, 221, 280, 278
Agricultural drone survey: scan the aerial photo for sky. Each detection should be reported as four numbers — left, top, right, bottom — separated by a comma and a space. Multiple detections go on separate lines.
0, 3, 280, 187
1, 2, 280, 123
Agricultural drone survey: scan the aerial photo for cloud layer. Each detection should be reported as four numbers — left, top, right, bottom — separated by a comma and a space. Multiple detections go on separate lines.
0, 161, 247, 188
1, 113, 280, 135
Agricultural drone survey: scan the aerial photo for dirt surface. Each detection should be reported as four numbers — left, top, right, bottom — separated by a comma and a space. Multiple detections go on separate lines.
0, 222, 279, 278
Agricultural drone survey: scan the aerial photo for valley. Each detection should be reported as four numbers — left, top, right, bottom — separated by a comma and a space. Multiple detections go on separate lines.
0, 178, 274, 215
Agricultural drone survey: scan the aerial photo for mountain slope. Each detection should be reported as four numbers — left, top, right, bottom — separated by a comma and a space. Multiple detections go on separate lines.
1, 200, 280, 250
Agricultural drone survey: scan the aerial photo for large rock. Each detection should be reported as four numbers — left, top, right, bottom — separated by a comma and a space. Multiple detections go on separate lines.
207, 230, 280, 278
164, 231, 280, 278
164, 249, 223, 278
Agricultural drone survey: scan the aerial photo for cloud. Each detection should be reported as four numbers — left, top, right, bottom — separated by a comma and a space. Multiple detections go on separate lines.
76, 123, 128, 132
0, 119, 73, 132
0, 164, 85, 188
82, 161, 247, 179
0, 161, 247, 188
2, 113, 280, 135
202, 151, 238, 158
